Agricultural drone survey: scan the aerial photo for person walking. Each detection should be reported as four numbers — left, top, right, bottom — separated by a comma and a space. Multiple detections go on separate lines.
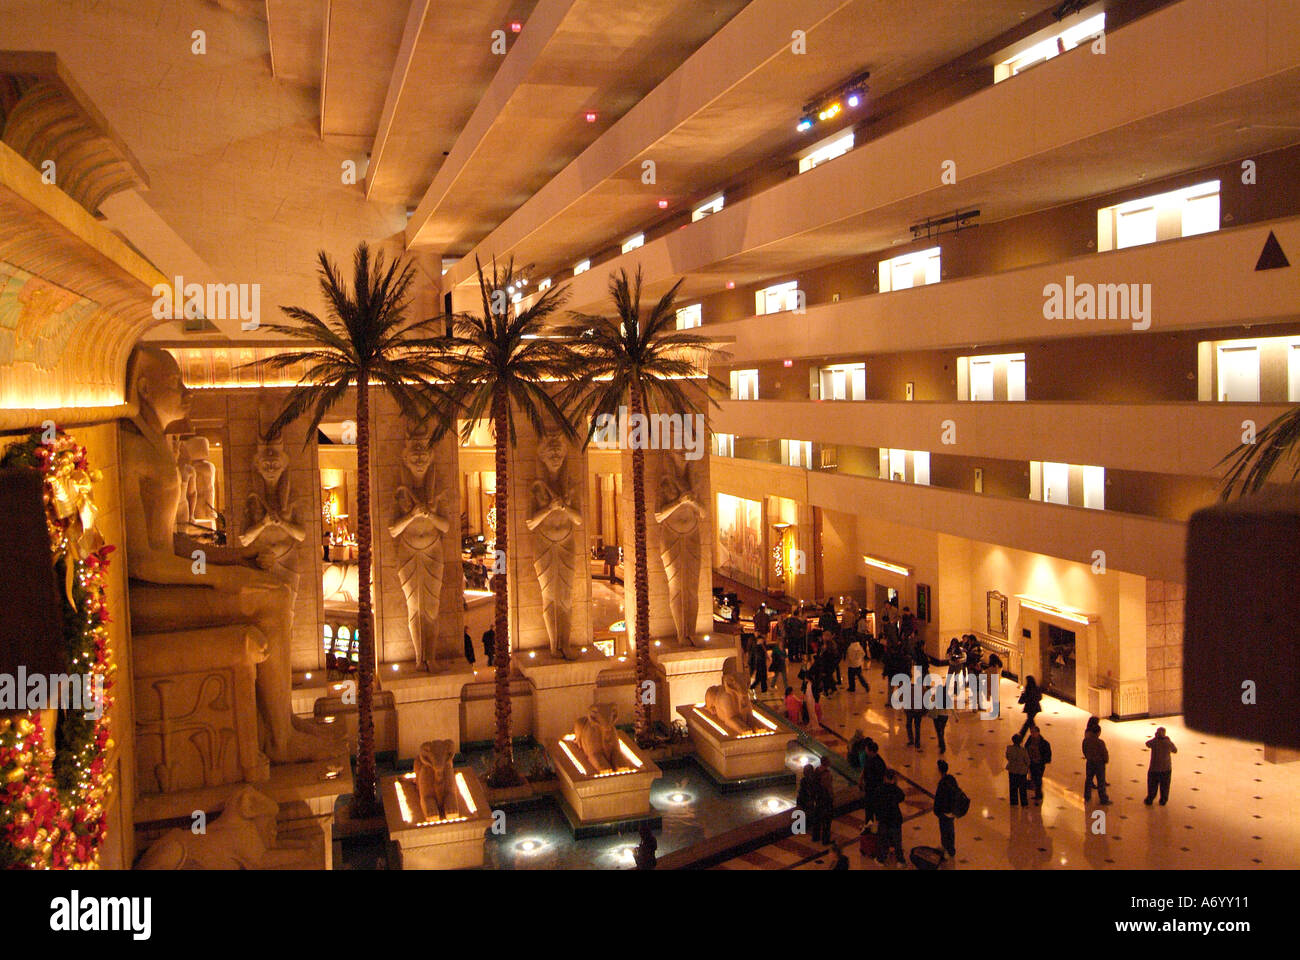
748, 637, 769, 694
784, 612, 804, 663
858, 739, 886, 825
1006, 733, 1030, 806
933, 759, 960, 859
903, 669, 926, 748
1017, 676, 1043, 737
1143, 726, 1178, 806
1025, 724, 1052, 803
768, 640, 788, 693
815, 756, 836, 845
873, 769, 907, 866
1082, 716, 1112, 804
932, 699, 956, 755
819, 600, 839, 639
845, 635, 867, 693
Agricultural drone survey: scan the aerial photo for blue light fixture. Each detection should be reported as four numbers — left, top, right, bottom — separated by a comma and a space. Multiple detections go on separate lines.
796, 116, 813, 132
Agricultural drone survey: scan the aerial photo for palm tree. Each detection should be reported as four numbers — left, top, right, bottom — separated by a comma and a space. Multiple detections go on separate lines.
1218, 406, 1300, 499
251, 242, 449, 817
559, 267, 727, 745
423, 257, 583, 785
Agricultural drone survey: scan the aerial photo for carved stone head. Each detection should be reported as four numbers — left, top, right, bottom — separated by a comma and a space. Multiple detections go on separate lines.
538, 429, 567, 476
401, 421, 436, 479
253, 437, 289, 486
127, 346, 191, 430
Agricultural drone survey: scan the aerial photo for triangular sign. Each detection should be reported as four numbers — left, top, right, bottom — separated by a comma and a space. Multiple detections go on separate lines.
1255, 231, 1290, 271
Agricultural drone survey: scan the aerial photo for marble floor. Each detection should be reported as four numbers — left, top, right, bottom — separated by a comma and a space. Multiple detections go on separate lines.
727, 661, 1300, 870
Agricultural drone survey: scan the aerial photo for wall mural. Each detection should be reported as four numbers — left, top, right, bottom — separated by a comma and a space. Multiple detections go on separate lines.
715, 492, 763, 589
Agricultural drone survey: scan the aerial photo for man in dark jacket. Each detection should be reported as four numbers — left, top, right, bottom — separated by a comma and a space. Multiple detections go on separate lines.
748, 638, 769, 693
753, 604, 770, 641
872, 769, 907, 865
463, 629, 476, 667
933, 759, 959, 858
1082, 717, 1111, 804
858, 739, 887, 824
481, 627, 495, 665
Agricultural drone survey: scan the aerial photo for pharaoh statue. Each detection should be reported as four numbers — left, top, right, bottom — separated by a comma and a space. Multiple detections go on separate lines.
526, 428, 583, 657
186, 435, 218, 527
239, 434, 309, 609
653, 450, 706, 646
120, 346, 342, 765
386, 420, 450, 669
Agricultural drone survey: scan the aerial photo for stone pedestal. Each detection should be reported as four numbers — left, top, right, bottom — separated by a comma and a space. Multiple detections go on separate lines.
546, 730, 660, 826
382, 768, 491, 869
385, 667, 474, 759
651, 640, 734, 719
518, 652, 616, 742
677, 703, 791, 781
313, 690, 398, 755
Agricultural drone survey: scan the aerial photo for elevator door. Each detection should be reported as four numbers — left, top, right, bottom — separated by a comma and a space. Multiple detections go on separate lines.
1043, 623, 1077, 703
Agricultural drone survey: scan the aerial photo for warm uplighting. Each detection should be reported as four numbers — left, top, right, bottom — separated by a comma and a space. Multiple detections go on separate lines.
688, 703, 776, 739
665, 791, 692, 805
392, 664, 400, 672
528, 650, 536, 659
393, 771, 474, 825
304, 672, 311, 680
516, 839, 544, 854
1016, 595, 1092, 625
322, 715, 336, 724
759, 796, 794, 814
863, 554, 910, 577
559, 733, 644, 778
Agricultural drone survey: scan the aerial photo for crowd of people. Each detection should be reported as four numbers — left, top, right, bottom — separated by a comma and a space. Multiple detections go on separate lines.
762, 597, 1181, 868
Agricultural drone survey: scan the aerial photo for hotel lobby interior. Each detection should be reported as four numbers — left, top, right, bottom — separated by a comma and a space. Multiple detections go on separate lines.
1, 0, 1299, 907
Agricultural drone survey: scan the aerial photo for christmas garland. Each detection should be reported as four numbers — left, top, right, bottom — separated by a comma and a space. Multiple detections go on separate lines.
0, 429, 115, 869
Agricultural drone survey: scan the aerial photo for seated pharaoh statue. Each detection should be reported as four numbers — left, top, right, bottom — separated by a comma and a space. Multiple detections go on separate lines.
122, 346, 343, 769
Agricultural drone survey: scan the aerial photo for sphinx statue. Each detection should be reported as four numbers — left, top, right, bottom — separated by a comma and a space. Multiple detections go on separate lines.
121, 346, 343, 770
704, 672, 761, 735
413, 739, 458, 822
239, 434, 309, 608
526, 429, 583, 657
137, 784, 307, 869
387, 421, 450, 670
572, 702, 624, 773
653, 450, 706, 646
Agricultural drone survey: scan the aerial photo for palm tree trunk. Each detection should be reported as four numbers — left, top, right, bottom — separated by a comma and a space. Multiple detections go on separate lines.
629, 383, 653, 745
490, 384, 516, 783
353, 373, 378, 815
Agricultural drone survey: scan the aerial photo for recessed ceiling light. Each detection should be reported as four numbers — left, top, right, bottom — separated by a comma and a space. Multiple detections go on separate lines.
726, 281, 735, 289
509, 20, 522, 32
585, 111, 598, 123
658, 199, 668, 209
